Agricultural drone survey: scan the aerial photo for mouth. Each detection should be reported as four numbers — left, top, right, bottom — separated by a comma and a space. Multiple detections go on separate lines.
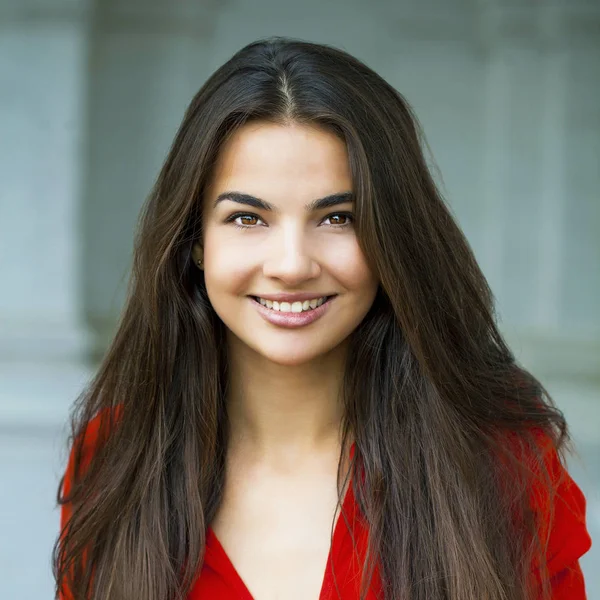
248, 294, 337, 312
248, 294, 338, 328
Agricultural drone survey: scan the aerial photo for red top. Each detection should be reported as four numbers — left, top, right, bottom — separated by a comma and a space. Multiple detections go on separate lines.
195, 440, 383, 599
59, 411, 592, 599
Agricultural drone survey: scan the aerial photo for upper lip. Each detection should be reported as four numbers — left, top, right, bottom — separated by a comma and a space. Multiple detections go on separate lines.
250, 292, 337, 302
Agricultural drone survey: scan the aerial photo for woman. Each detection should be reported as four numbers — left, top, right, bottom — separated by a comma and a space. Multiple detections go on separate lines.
54, 37, 592, 600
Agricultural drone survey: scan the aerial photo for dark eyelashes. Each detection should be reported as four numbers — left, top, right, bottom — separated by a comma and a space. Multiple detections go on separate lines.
224, 211, 354, 230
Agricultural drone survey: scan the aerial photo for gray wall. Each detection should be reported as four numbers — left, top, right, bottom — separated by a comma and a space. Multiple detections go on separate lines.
1, 1, 598, 598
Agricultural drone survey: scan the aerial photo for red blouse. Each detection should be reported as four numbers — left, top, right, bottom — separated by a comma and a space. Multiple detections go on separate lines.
195, 440, 383, 599
59, 411, 592, 599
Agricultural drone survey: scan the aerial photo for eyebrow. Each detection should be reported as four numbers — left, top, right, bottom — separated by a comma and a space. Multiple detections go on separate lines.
213, 191, 354, 212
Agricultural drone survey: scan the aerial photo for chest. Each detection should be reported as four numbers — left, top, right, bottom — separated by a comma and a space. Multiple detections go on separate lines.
209, 462, 350, 600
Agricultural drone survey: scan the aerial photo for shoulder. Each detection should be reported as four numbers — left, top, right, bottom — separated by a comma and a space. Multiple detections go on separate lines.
520, 427, 592, 593
63, 405, 123, 476
60, 405, 123, 526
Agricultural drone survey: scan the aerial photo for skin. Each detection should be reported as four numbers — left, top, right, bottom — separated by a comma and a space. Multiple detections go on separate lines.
191, 121, 379, 597
193, 120, 378, 462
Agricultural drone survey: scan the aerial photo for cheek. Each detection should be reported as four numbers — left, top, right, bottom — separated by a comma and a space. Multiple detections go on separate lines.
203, 228, 250, 291
326, 243, 375, 290
206, 261, 251, 299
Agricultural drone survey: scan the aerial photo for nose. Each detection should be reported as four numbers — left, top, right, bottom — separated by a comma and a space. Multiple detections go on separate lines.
261, 223, 320, 284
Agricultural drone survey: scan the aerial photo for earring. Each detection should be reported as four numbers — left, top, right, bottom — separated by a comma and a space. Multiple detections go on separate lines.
197, 258, 203, 268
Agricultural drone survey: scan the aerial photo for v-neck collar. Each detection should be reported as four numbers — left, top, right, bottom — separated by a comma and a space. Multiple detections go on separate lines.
203, 441, 358, 600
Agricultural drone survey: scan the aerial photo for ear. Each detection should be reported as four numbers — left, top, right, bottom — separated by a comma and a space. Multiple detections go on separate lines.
191, 242, 203, 267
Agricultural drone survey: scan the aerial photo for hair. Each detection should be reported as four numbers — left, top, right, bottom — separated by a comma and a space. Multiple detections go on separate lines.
53, 36, 572, 600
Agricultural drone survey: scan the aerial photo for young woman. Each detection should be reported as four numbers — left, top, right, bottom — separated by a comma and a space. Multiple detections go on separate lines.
54, 37, 592, 600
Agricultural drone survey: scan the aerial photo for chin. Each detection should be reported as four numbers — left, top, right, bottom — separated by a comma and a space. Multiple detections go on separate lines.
254, 343, 333, 367
234, 332, 346, 368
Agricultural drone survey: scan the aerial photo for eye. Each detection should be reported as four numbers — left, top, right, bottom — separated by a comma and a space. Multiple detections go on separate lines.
224, 211, 354, 230
322, 212, 354, 228
225, 212, 264, 229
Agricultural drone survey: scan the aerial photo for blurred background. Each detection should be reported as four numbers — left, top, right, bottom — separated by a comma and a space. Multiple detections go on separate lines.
0, 0, 598, 598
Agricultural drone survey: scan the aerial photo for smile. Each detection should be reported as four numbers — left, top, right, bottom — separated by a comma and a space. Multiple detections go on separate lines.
249, 295, 337, 328
252, 296, 332, 313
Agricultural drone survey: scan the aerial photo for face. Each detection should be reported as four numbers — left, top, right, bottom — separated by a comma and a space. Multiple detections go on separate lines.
193, 121, 378, 367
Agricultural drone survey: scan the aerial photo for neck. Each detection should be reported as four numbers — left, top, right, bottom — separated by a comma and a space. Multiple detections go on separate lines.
224, 334, 350, 466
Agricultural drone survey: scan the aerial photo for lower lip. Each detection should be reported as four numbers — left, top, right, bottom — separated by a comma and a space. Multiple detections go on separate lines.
249, 296, 336, 328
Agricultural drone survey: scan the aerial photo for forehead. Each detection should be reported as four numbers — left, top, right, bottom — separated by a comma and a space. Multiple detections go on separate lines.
204, 122, 352, 203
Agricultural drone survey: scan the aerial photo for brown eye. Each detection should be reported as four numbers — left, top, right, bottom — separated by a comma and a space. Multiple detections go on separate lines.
239, 215, 258, 226
225, 212, 263, 229
324, 212, 354, 227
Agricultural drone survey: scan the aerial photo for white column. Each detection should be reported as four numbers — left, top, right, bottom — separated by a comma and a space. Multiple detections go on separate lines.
0, 0, 93, 363
84, 0, 221, 354
535, 5, 567, 331
557, 3, 600, 340
0, 0, 95, 430
476, 5, 512, 303
477, 3, 549, 329
0, 4, 95, 599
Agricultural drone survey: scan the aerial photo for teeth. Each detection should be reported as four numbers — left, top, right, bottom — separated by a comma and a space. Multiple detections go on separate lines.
256, 296, 329, 312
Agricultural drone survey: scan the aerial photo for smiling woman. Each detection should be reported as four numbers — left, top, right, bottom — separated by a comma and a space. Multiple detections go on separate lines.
193, 121, 378, 365
53, 36, 591, 600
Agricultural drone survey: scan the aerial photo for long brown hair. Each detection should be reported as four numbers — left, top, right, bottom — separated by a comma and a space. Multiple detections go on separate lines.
54, 36, 570, 600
